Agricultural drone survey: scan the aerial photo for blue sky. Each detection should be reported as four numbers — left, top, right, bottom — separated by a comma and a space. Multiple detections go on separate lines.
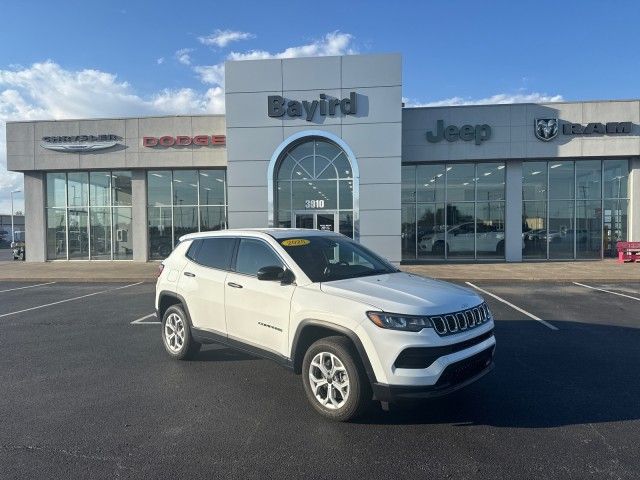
1, 0, 639, 211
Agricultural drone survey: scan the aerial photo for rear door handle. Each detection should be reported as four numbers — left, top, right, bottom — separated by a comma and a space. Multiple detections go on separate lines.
184, 272, 195, 277
227, 282, 243, 289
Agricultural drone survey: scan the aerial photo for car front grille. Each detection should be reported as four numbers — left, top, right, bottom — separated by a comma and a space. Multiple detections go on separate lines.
429, 303, 491, 336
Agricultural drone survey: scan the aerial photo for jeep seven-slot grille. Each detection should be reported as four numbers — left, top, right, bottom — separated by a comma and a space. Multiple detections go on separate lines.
429, 303, 491, 336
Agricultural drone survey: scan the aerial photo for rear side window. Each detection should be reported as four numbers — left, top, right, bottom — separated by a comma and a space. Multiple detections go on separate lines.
191, 237, 236, 270
186, 240, 201, 260
235, 239, 283, 276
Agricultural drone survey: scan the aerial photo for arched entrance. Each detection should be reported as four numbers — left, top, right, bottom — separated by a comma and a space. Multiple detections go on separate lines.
268, 131, 359, 239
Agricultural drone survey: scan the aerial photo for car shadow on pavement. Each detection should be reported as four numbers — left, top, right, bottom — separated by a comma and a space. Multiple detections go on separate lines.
195, 344, 258, 363
355, 320, 640, 427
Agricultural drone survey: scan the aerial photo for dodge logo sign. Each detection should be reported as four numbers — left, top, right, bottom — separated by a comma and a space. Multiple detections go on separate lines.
535, 119, 559, 141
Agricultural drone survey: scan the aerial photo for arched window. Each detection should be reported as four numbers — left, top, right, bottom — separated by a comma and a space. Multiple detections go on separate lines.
274, 137, 355, 238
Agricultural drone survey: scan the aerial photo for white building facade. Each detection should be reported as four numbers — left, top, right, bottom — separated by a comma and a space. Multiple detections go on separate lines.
5, 53, 639, 263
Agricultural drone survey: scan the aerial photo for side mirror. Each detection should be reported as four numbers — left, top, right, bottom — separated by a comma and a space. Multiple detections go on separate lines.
257, 265, 285, 281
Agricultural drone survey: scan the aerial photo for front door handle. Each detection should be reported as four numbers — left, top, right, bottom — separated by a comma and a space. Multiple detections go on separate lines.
227, 282, 243, 289
184, 271, 195, 277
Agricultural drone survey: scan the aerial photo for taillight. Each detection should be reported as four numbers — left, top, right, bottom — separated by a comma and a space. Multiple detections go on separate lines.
156, 263, 165, 279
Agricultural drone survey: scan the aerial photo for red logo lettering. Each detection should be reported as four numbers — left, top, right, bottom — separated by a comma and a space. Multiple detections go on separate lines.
143, 136, 158, 147
176, 135, 192, 146
159, 136, 175, 146
193, 135, 209, 146
211, 135, 226, 145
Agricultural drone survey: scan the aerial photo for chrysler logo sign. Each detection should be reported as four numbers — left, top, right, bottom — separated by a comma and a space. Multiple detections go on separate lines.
41, 134, 120, 152
534, 119, 632, 141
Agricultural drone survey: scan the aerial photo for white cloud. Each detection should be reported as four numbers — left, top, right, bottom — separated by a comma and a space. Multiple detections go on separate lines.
227, 31, 356, 61
198, 29, 255, 48
175, 48, 193, 66
404, 92, 564, 108
194, 31, 357, 86
194, 64, 225, 86
156, 57, 165, 65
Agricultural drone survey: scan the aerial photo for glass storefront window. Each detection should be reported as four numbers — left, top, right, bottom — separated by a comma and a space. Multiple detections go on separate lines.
476, 202, 505, 258
523, 162, 547, 201
90, 208, 112, 260
46, 208, 67, 259
90, 172, 111, 206
67, 208, 89, 259
67, 172, 89, 207
476, 163, 505, 201
148, 171, 172, 206
274, 137, 354, 239
576, 160, 601, 200
603, 199, 627, 258
576, 200, 602, 259
46, 172, 67, 207
146, 169, 228, 259
45, 171, 134, 260
523, 201, 547, 259
113, 207, 133, 260
446, 163, 475, 202
417, 203, 446, 259
548, 161, 574, 199
548, 200, 574, 259
402, 162, 505, 261
416, 164, 445, 202
523, 159, 630, 260
603, 159, 629, 199
112, 171, 132, 206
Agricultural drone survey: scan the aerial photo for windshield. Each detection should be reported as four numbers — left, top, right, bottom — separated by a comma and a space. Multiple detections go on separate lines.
278, 235, 398, 282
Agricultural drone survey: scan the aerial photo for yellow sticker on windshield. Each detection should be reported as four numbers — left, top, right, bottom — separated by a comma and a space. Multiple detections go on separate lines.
281, 239, 310, 247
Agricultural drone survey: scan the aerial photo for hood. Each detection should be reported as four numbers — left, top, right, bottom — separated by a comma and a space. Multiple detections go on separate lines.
320, 272, 482, 315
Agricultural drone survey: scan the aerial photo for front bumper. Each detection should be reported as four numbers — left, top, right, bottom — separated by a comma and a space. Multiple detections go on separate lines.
371, 345, 495, 402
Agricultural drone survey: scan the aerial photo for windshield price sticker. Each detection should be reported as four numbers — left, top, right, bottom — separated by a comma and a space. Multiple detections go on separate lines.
281, 239, 311, 247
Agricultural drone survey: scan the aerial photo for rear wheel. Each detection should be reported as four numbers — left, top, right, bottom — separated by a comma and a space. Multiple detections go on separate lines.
302, 336, 371, 422
496, 240, 505, 255
161, 305, 201, 360
432, 241, 448, 256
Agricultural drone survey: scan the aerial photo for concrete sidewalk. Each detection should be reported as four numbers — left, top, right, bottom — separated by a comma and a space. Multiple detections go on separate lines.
0, 258, 638, 283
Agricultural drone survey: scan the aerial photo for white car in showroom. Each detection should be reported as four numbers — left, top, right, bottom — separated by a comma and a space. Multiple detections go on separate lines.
156, 229, 495, 421
419, 222, 506, 255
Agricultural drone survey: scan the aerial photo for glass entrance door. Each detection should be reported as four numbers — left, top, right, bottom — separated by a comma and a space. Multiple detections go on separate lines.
294, 211, 337, 233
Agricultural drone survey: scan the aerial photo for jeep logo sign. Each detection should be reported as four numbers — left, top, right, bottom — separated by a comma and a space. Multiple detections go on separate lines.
426, 120, 491, 145
268, 92, 357, 122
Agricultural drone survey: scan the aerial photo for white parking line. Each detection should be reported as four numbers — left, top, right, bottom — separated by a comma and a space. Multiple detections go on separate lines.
131, 313, 160, 325
465, 282, 559, 331
573, 282, 640, 302
0, 282, 143, 318
0, 282, 56, 293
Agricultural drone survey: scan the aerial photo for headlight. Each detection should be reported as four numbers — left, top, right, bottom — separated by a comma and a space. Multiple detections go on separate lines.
366, 312, 432, 332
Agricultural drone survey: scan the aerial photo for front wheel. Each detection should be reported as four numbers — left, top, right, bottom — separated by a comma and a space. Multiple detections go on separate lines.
302, 336, 371, 422
161, 305, 201, 360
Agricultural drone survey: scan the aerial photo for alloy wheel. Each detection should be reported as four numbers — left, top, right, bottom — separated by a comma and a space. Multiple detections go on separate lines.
164, 313, 185, 353
308, 352, 350, 409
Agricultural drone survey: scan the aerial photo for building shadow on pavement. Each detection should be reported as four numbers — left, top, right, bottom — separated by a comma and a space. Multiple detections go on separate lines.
355, 320, 640, 427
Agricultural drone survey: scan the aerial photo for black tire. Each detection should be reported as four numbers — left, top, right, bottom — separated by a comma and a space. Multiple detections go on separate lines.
432, 241, 448, 256
161, 304, 201, 360
496, 240, 505, 255
302, 336, 371, 422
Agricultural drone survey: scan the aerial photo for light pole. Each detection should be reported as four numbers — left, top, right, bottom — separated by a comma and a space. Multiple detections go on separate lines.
11, 190, 21, 242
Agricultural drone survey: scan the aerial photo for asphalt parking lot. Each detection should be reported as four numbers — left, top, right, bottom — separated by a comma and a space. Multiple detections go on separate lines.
1, 280, 639, 479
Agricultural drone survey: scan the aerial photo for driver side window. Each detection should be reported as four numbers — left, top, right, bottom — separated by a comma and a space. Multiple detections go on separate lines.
235, 239, 283, 276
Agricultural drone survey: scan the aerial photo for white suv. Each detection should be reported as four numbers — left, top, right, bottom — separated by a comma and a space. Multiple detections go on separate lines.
156, 229, 496, 421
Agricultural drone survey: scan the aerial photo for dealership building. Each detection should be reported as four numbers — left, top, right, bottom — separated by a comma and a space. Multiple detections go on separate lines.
5, 53, 639, 263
